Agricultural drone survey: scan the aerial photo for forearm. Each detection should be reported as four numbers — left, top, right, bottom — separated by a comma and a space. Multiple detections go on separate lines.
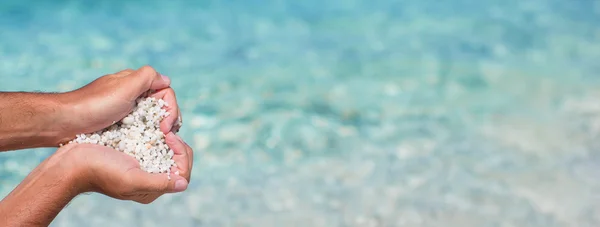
0, 149, 82, 226
0, 92, 74, 151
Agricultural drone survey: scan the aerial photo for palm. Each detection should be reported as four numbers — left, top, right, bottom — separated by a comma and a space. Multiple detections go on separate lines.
77, 144, 143, 194
73, 133, 192, 203
91, 146, 163, 203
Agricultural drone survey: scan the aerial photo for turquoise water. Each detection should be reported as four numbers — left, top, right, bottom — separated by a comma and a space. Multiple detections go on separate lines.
1, 0, 600, 226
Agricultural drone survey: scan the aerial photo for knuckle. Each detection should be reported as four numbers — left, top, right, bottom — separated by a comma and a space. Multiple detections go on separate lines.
137, 194, 159, 204
147, 196, 159, 204
179, 164, 191, 177
102, 73, 119, 80
185, 144, 194, 154
186, 168, 193, 182
116, 68, 134, 74
114, 191, 130, 200
119, 69, 135, 76
136, 199, 152, 204
178, 166, 189, 176
138, 65, 156, 75
166, 87, 176, 96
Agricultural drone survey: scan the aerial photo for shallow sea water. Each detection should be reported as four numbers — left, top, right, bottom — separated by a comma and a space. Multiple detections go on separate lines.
1, 0, 600, 226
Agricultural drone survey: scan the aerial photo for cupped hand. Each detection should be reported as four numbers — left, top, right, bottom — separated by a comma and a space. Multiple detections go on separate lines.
61, 66, 181, 140
62, 133, 194, 204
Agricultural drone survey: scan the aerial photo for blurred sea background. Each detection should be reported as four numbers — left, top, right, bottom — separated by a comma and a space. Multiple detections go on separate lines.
1, 0, 600, 226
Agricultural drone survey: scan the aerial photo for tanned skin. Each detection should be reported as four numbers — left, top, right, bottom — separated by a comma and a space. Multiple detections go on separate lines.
0, 66, 194, 227
0, 92, 73, 151
0, 147, 81, 226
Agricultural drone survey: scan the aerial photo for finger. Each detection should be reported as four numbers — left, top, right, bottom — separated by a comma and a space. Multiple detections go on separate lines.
150, 88, 179, 133
172, 108, 182, 133
170, 134, 193, 182
184, 140, 193, 181
165, 132, 191, 182
176, 108, 182, 127
126, 168, 188, 193
183, 138, 193, 172
168, 145, 193, 185
129, 65, 171, 95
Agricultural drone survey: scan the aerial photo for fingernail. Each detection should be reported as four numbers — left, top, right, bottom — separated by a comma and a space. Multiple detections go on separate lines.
174, 179, 188, 192
161, 74, 171, 84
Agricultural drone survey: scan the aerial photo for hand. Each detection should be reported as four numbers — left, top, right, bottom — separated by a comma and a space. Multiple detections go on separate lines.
62, 132, 194, 204
60, 66, 182, 142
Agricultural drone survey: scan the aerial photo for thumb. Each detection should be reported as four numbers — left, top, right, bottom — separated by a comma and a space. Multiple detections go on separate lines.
129, 65, 171, 94
127, 168, 189, 193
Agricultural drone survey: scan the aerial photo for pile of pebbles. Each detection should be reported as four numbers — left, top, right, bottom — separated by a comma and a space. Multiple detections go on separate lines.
68, 97, 176, 176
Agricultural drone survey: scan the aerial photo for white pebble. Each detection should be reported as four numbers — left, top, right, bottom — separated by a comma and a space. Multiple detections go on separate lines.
69, 97, 176, 175
122, 116, 134, 125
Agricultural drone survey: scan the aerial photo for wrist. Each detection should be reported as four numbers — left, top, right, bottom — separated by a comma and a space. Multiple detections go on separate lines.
51, 92, 84, 146
50, 144, 93, 194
